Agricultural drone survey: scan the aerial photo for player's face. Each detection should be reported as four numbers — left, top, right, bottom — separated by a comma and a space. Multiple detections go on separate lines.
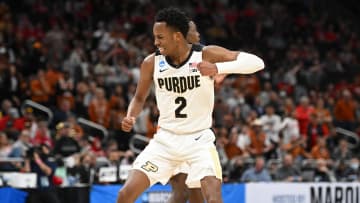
153, 22, 177, 56
187, 21, 200, 44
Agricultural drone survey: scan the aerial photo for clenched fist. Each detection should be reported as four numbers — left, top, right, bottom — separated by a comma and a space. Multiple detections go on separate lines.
196, 61, 218, 76
121, 116, 136, 132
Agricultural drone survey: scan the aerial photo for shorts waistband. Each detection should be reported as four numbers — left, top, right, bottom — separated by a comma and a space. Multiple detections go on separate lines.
158, 127, 209, 136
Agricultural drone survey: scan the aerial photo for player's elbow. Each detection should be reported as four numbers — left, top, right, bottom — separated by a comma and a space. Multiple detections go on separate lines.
248, 54, 265, 73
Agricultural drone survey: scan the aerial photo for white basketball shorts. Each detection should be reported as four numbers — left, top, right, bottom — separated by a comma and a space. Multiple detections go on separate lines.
132, 128, 222, 188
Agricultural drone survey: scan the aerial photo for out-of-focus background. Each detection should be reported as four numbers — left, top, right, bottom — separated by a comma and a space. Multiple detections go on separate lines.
0, 0, 360, 203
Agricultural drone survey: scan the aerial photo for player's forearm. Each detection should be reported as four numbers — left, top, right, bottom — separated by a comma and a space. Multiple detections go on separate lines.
126, 96, 146, 118
216, 52, 265, 74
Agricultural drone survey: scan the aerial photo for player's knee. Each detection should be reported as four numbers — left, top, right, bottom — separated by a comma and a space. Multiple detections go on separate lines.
205, 196, 222, 203
171, 188, 188, 203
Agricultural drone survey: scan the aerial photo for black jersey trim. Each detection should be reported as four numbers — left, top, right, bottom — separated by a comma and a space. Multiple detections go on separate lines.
165, 44, 203, 69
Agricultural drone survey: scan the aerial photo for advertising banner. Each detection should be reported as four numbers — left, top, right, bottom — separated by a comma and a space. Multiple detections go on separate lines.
246, 183, 360, 203
91, 183, 245, 203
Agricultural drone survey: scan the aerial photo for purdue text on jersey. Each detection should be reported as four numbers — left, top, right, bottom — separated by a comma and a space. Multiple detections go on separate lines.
157, 75, 201, 93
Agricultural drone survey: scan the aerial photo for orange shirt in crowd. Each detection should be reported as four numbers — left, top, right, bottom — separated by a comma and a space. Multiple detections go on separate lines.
311, 145, 330, 160
88, 98, 110, 128
334, 99, 356, 122
247, 129, 267, 156
225, 143, 242, 160
46, 69, 63, 94
30, 78, 51, 103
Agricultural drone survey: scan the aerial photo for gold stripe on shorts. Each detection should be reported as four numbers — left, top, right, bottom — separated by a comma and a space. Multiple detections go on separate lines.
210, 147, 222, 180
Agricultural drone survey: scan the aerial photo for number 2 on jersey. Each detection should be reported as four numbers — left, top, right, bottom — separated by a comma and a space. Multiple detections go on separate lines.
175, 97, 187, 118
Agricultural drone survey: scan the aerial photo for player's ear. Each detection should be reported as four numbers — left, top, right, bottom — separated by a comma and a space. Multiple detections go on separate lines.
173, 32, 182, 42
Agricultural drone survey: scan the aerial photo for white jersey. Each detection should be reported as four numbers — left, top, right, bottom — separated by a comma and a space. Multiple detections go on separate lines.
153, 44, 214, 134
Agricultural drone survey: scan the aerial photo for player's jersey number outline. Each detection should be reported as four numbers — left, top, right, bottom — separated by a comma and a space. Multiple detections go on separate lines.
175, 97, 187, 118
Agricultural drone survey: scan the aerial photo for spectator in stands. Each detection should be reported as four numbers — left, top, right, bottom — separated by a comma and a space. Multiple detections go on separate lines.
51, 99, 74, 128
24, 143, 60, 203
274, 154, 302, 182
260, 104, 281, 145
281, 135, 311, 162
314, 98, 332, 126
215, 129, 230, 177
311, 137, 331, 160
331, 139, 353, 161
313, 159, 334, 182
88, 87, 110, 128
295, 96, 315, 135
2, 64, 22, 106
325, 126, 341, 150
347, 157, 360, 181
334, 89, 357, 131
109, 95, 127, 131
228, 156, 246, 182
66, 115, 84, 141
247, 119, 274, 158
67, 152, 96, 185
53, 122, 80, 157
241, 156, 272, 182
307, 112, 330, 149
32, 119, 53, 148
0, 107, 21, 139
0, 99, 13, 118
30, 69, 51, 105
0, 132, 13, 170
225, 127, 245, 160
10, 129, 32, 158
279, 110, 300, 145
74, 81, 90, 117
334, 159, 358, 182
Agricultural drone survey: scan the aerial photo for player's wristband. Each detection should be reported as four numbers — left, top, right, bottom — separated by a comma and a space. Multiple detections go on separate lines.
215, 52, 265, 74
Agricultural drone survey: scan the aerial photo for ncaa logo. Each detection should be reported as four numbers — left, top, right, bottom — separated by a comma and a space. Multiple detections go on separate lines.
159, 60, 168, 72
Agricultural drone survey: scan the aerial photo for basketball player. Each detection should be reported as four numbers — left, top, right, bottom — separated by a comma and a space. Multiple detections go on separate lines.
167, 20, 204, 203
118, 7, 264, 203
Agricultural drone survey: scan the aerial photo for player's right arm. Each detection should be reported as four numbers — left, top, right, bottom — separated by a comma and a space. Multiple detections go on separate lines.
121, 54, 155, 132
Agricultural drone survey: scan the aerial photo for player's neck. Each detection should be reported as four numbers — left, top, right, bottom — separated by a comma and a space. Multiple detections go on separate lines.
167, 44, 192, 66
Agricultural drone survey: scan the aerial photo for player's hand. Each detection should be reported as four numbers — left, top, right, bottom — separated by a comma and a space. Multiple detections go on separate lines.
121, 116, 136, 132
197, 61, 218, 76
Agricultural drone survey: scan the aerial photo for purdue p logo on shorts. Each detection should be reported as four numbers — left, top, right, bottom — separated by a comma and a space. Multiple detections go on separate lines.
141, 161, 158, 172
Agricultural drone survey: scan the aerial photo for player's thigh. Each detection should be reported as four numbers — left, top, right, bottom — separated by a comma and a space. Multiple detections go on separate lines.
132, 140, 178, 186
186, 130, 222, 188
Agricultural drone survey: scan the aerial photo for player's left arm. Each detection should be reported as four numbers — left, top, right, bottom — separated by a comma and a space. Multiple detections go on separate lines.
198, 45, 265, 76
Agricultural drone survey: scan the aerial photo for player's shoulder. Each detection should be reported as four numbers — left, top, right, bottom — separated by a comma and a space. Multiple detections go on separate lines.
202, 45, 238, 63
140, 53, 156, 73
143, 53, 156, 64
202, 45, 226, 53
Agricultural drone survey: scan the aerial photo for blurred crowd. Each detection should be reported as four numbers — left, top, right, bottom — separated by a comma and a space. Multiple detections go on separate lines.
1, 0, 360, 190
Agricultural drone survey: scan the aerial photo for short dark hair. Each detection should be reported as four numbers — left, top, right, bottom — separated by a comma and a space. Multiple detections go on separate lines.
155, 7, 189, 38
